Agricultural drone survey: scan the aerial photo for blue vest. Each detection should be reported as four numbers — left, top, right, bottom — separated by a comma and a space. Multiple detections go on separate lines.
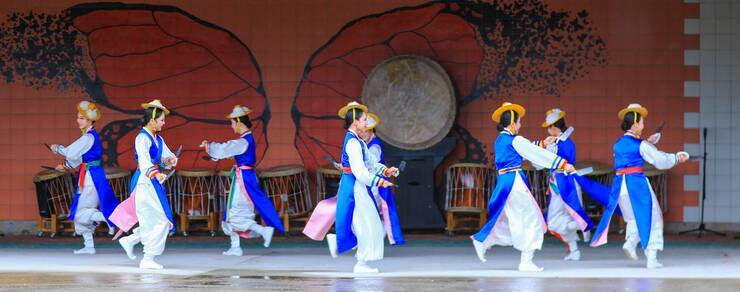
234, 133, 256, 166
613, 135, 644, 170
556, 137, 576, 164
494, 131, 523, 170
135, 130, 163, 166
341, 131, 365, 169
82, 129, 103, 163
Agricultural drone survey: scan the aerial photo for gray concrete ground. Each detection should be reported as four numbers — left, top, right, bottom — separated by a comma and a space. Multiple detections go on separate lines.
0, 234, 738, 291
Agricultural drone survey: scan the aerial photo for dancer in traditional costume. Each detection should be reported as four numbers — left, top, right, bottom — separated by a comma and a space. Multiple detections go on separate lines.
114, 99, 178, 270
200, 105, 283, 256
590, 103, 689, 269
534, 108, 611, 261
471, 102, 576, 272
360, 113, 404, 246
303, 102, 396, 273
50, 101, 119, 255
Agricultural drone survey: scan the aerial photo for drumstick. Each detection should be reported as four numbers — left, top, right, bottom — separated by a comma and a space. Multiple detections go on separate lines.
43, 143, 53, 152
41, 165, 64, 172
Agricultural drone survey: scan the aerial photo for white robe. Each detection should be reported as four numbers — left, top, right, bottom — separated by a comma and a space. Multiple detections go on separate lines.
127, 129, 175, 257
483, 135, 566, 252
619, 138, 677, 251
57, 134, 103, 235
345, 133, 386, 262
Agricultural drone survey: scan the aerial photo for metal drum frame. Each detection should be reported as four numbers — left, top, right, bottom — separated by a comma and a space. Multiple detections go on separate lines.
443, 163, 493, 235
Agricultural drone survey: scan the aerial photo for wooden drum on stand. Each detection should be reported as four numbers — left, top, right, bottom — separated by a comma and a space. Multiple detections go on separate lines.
33, 170, 76, 238
443, 163, 493, 235
316, 165, 341, 202
259, 165, 312, 233
104, 167, 131, 202
176, 168, 216, 237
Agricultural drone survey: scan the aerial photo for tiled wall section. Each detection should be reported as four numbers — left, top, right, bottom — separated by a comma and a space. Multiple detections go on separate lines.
683, 0, 740, 223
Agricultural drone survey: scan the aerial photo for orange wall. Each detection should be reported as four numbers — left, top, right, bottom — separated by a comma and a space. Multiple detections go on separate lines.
0, 0, 699, 222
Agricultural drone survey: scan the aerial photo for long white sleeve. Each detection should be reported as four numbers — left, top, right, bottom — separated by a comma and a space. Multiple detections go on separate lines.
347, 139, 385, 187
206, 138, 248, 160
135, 134, 160, 178
56, 134, 94, 169
366, 144, 387, 176
512, 135, 567, 170
640, 141, 678, 170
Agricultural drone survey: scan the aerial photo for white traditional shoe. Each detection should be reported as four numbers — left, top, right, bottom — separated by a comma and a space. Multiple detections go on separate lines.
73, 247, 96, 255
518, 261, 544, 272
139, 258, 163, 270
646, 258, 663, 269
119, 237, 137, 260
353, 262, 379, 273
622, 242, 638, 261
262, 227, 274, 248
222, 247, 243, 256
327, 234, 338, 258
563, 250, 581, 261
472, 239, 487, 263
108, 227, 116, 236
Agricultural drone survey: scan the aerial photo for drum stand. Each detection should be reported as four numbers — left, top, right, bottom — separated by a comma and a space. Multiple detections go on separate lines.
680, 128, 725, 238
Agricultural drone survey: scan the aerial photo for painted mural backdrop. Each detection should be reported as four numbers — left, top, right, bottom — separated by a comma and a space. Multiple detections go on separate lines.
0, 3, 269, 167
291, 0, 607, 171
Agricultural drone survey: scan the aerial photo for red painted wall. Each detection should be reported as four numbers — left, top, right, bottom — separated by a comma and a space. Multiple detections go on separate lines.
0, 0, 699, 223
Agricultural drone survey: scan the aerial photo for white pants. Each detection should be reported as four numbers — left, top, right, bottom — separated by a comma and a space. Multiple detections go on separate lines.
351, 181, 385, 262
222, 184, 265, 239
73, 172, 105, 235
618, 176, 664, 251
483, 173, 545, 252
547, 181, 584, 243
124, 177, 170, 257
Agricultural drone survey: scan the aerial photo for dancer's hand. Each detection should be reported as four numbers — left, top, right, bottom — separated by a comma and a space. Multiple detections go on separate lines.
563, 163, 576, 173
155, 173, 167, 183
543, 136, 557, 146
384, 167, 399, 177
677, 152, 690, 163
55, 164, 66, 171
164, 156, 178, 167
200, 140, 208, 148
49, 144, 60, 154
647, 133, 661, 144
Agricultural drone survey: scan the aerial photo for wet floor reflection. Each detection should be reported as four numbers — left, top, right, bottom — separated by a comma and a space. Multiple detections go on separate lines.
0, 272, 738, 291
